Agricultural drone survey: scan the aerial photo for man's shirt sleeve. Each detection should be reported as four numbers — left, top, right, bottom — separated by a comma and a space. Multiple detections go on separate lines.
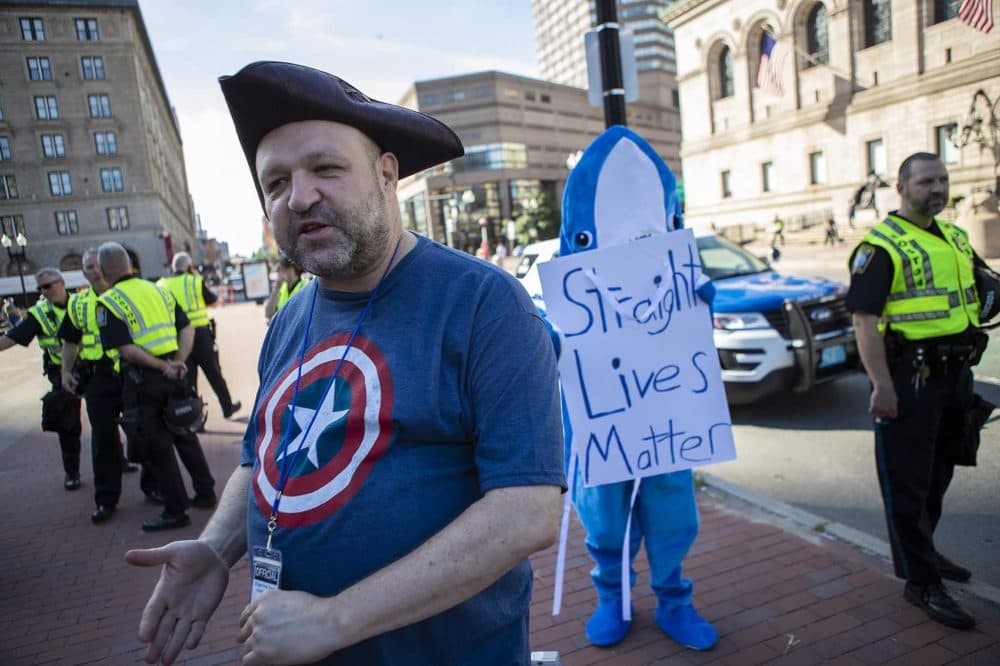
57, 314, 83, 344
4, 315, 42, 346
202, 281, 219, 305
846, 244, 893, 315
175, 304, 190, 330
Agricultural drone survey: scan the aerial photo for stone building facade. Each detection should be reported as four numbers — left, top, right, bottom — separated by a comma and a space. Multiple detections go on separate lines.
664, 0, 999, 239
396, 70, 681, 251
0, 0, 198, 281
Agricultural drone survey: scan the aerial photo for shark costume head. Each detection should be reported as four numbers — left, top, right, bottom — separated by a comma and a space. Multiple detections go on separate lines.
561, 126, 683, 257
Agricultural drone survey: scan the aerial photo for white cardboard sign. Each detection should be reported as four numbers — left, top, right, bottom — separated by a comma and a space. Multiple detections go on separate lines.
539, 230, 735, 486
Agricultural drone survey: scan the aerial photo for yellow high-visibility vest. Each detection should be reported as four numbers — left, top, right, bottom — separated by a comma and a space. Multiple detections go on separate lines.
67, 288, 119, 369
157, 273, 209, 328
27, 298, 66, 367
99, 279, 179, 357
860, 214, 979, 340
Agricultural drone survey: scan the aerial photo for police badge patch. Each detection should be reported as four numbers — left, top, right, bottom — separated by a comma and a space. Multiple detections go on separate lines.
851, 243, 875, 275
96, 305, 107, 327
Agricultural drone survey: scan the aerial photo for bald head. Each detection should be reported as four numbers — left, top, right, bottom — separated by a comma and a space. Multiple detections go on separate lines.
98, 242, 133, 282
172, 252, 193, 273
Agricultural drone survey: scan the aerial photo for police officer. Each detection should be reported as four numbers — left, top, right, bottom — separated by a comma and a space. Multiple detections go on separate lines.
0, 268, 82, 490
263, 255, 306, 322
848, 152, 992, 630
157, 252, 241, 418
59, 249, 131, 523
95, 242, 216, 531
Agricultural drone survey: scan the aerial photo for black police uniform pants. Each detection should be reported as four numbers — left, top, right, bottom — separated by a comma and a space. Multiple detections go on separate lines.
123, 369, 215, 516
187, 326, 237, 415
45, 369, 81, 477
874, 360, 972, 586
83, 370, 125, 508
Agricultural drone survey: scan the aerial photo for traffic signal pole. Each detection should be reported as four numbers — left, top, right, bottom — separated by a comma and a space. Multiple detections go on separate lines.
595, 0, 627, 128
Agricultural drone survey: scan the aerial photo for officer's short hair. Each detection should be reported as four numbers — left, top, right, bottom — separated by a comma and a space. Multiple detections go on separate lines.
34, 267, 63, 284
898, 152, 942, 184
98, 242, 132, 277
172, 252, 193, 273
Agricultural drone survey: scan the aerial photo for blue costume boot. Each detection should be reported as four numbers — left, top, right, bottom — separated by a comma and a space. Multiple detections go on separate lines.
655, 603, 718, 650
585, 598, 632, 646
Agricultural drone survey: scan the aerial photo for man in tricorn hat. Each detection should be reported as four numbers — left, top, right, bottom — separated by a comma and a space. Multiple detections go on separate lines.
126, 61, 564, 665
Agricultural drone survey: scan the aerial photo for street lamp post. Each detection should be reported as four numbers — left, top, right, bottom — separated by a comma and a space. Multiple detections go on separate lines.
1, 222, 28, 303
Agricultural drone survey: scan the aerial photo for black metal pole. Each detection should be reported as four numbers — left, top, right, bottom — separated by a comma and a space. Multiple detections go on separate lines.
15, 256, 26, 302
595, 0, 627, 128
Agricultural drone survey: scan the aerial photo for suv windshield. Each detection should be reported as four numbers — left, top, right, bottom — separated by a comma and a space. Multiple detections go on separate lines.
696, 234, 771, 280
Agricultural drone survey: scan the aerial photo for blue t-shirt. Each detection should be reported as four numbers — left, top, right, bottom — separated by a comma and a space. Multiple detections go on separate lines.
242, 235, 565, 665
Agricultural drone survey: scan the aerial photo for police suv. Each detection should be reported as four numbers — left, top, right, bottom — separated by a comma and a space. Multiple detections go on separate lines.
516, 232, 859, 405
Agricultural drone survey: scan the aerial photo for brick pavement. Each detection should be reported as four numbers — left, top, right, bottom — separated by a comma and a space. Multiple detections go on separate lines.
2, 416, 997, 664
1, 303, 997, 664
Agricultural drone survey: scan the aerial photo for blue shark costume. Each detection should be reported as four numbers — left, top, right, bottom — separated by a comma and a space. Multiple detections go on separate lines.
558, 126, 718, 650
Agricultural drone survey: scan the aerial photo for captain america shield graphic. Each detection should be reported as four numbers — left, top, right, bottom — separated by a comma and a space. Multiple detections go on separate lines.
252, 333, 393, 527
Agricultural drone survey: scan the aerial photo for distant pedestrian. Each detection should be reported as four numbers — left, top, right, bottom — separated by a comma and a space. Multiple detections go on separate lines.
771, 214, 785, 247
824, 218, 842, 246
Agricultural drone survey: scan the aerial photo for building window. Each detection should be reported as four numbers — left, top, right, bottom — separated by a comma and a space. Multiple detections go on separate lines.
805, 4, 829, 67
456, 143, 528, 171
94, 131, 118, 155
540, 93, 552, 103
75, 18, 100, 41
55, 211, 79, 235
936, 124, 958, 164
100, 167, 123, 192
809, 151, 827, 184
41, 134, 66, 158
721, 170, 732, 198
107, 207, 129, 231
717, 46, 734, 98
48, 171, 72, 196
0, 175, 18, 200
20, 17, 45, 41
81, 56, 106, 80
0, 137, 10, 161
27, 56, 52, 81
864, 0, 892, 47
34, 95, 59, 120
672, 88, 680, 109
934, 0, 962, 23
761, 161, 774, 193
866, 138, 886, 176
87, 94, 112, 118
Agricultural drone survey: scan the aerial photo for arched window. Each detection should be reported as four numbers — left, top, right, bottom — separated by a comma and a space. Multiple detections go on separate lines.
805, 4, 829, 67
933, 0, 962, 24
864, 0, 892, 47
718, 46, 734, 98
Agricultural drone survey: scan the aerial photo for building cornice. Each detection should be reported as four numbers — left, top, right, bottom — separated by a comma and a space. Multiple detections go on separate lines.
661, 0, 726, 28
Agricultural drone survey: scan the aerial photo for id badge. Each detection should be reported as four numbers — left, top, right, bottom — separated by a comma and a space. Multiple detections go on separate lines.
251, 545, 282, 601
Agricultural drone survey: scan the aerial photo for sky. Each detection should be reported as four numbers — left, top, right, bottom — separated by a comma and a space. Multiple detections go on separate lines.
138, 0, 541, 256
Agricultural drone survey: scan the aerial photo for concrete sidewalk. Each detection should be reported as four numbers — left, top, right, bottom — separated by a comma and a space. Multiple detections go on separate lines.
1, 417, 997, 664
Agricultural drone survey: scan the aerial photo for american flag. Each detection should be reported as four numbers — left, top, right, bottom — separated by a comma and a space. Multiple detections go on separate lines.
756, 33, 787, 96
959, 0, 994, 33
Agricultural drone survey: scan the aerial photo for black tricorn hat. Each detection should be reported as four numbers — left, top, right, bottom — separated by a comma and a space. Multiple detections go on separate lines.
219, 61, 464, 209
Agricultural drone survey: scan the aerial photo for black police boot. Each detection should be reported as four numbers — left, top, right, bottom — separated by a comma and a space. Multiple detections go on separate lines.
91, 504, 116, 524
933, 553, 972, 583
223, 401, 242, 419
64, 474, 82, 491
904, 582, 975, 630
141, 512, 191, 532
